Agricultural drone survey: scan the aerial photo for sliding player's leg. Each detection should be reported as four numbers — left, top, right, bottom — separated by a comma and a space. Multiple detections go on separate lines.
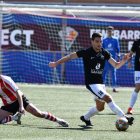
0, 109, 11, 124
0, 100, 22, 125
0, 109, 21, 124
25, 103, 69, 127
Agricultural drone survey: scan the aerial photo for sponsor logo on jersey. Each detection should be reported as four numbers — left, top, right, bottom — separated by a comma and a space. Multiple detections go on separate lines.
91, 57, 95, 59
91, 69, 103, 74
101, 55, 104, 59
91, 65, 103, 74
135, 77, 140, 81
108, 43, 112, 48
95, 63, 101, 70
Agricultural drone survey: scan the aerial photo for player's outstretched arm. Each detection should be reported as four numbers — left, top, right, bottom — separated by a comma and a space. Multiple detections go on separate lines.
108, 54, 130, 69
16, 90, 26, 115
49, 52, 78, 68
128, 51, 134, 68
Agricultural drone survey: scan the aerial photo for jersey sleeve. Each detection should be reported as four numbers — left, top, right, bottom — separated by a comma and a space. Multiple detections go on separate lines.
104, 50, 112, 61
131, 41, 137, 52
3, 76, 19, 93
76, 49, 86, 58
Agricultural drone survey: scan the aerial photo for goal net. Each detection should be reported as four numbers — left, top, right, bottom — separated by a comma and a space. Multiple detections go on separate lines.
0, 4, 139, 87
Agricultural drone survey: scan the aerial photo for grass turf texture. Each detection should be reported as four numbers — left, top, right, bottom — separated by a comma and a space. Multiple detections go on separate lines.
0, 84, 140, 140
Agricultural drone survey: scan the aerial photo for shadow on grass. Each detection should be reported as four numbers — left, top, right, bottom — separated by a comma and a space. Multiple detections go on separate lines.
5, 124, 120, 132
97, 112, 140, 116
20, 124, 93, 131
97, 113, 116, 115
5, 123, 94, 131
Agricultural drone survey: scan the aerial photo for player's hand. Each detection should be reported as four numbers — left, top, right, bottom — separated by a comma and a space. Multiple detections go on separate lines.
122, 54, 130, 62
49, 62, 56, 68
19, 106, 26, 115
128, 62, 132, 68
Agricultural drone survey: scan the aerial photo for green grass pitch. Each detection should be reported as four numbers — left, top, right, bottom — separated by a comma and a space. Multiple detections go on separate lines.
0, 84, 140, 140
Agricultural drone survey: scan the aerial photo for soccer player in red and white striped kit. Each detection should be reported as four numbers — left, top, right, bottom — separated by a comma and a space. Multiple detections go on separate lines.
0, 75, 69, 127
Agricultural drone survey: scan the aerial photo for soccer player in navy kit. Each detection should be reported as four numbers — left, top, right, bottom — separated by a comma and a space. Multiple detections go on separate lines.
102, 26, 120, 92
127, 39, 140, 114
49, 32, 134, 126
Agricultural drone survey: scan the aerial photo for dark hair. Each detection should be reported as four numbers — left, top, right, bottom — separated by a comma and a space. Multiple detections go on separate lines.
92, 32, 102, 41
107, 26, 114, 31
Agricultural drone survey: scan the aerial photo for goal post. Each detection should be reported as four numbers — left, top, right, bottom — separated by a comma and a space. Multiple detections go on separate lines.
0, 3, 139, 86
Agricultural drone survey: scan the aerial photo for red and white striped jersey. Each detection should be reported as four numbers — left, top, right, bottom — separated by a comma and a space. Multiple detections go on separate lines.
0, 75, 19, 106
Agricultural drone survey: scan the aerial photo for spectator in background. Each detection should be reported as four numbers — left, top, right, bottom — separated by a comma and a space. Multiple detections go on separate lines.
102, 26, 120, 92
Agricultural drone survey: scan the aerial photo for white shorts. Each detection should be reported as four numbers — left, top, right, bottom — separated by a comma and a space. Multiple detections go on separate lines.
135, 71, 140, 83
86, 84, 108, 102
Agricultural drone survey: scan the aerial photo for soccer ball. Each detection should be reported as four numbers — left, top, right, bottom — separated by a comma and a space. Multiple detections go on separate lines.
115, 118, 129, 131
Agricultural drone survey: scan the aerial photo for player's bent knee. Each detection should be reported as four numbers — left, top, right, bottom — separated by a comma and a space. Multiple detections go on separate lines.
102, 95, 113, 103
135, 88, 140, 93
97, 106, 105, 111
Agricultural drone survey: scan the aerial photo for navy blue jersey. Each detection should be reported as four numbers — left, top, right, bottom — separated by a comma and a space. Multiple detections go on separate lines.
76, 47, 111, 85
131, 39, 140, 71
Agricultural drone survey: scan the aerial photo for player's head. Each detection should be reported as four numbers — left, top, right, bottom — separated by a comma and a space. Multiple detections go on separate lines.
92, 32, 102, 41
91, 32, 102, 52
107, 26, 114, 38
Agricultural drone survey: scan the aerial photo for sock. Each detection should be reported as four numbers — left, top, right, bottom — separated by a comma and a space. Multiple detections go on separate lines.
84, 106, 99, 120
108, 102, 125, 117
44, 112, 58, 122
113, 86, 115, 89
1, 115, 13, 124
129, 91, 138, 108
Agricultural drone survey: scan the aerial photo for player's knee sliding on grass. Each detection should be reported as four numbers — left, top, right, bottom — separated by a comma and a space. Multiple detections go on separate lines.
0, 113, 21, 124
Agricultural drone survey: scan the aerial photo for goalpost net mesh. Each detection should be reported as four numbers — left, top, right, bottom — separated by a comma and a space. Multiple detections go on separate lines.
1, 6, 139, 87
